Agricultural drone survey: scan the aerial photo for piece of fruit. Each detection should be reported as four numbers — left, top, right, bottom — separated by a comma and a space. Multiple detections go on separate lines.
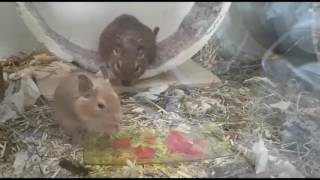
132, 146, 156, 160
165, 130, 203, 156
112, 138, 131, 149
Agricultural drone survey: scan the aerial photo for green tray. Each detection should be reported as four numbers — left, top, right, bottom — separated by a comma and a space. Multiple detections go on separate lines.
83, 123, 231, 165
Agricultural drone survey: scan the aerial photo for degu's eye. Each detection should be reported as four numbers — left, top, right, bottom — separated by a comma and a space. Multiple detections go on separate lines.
97, 102, 105, 109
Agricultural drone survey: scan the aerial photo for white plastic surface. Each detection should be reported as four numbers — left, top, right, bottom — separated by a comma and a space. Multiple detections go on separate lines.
17, 2, 231, 79
34, 2, 194, 51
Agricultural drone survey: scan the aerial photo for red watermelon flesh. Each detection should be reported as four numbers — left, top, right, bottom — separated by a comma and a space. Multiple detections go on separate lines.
132, 146, 156, 160
165, 130, 203, 156
112, 138, 131, 149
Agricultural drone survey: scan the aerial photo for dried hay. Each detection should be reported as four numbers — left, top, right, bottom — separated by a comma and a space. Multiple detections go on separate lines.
0, 37, 315, 178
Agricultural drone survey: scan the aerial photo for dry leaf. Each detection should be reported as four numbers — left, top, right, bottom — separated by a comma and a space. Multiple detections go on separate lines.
0, 104, 18, 123
3, 75, 40, 114
270, 101, 291, 111
21, 76, 41, 107
132, 107, 144, 114
13, 151, 29, 175
4, 82, 25, 113
135, 84, 168, 100
252, 138, 268, 174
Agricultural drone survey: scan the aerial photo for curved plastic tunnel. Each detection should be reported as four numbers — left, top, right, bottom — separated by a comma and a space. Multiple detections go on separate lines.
231, 2, 320, 92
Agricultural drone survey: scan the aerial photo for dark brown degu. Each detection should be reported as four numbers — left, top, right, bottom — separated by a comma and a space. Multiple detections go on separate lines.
98, 14, 159, 86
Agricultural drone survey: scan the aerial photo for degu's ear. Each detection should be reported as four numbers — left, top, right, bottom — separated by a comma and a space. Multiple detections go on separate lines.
153, 26, 160, 37
99, 66, 109, 79
77, 74, 94, 97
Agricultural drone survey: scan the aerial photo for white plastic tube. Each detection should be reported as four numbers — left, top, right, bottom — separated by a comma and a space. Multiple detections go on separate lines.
16, 2, 231, 79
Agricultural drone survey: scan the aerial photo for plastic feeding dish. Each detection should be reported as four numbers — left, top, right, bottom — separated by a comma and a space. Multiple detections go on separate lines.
16, 2, 231, 80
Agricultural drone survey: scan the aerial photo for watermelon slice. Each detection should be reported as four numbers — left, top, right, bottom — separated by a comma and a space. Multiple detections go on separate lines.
165, 130, 203, 156
132, 146, 156, 160
112, 138, 131, 149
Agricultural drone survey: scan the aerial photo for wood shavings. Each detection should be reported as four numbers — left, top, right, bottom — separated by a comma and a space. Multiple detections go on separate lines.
1, 47, 308, 178
1, 52, 29, 66
0, 141, 7, 158
30, 53, 56, 66
51, 167, 61, 178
